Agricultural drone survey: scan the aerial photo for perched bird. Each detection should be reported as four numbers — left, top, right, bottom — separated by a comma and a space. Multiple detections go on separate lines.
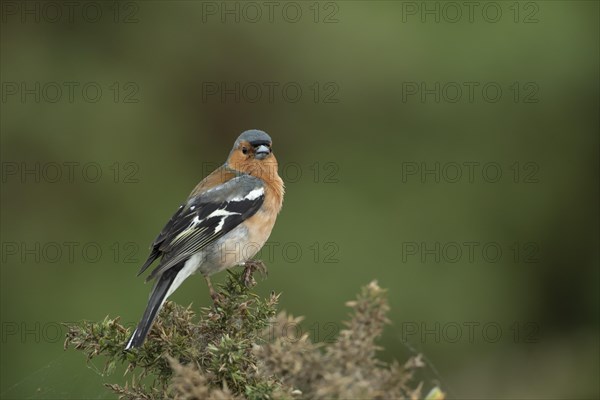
125, 129, 284, 350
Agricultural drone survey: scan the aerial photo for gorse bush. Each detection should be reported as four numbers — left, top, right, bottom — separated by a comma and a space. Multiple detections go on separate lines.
64, 270, 445, 399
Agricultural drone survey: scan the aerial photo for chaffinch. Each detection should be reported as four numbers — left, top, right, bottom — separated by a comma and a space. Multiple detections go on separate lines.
125, 130, 284, 350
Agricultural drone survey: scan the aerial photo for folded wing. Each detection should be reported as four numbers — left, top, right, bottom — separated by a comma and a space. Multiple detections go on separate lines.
137, 174, 265, 281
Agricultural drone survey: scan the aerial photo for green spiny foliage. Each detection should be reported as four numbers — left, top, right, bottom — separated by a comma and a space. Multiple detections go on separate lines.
64, 270, 444, 399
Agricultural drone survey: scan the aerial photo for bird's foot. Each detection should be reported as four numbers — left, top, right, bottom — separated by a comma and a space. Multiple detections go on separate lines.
210, 290, 225, 304
242, 259, 267, 287
205, 276, 224, 304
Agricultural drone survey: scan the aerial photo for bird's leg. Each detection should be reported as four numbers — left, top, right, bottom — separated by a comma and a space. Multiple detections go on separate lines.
204, 275, 222, 303
242, 259, 267, 287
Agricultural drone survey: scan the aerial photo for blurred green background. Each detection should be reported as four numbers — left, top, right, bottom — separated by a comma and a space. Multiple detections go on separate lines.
1, 1, 598, 398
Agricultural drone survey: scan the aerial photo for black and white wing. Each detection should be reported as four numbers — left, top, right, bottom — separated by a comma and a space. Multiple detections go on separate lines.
137, 174, 265, 281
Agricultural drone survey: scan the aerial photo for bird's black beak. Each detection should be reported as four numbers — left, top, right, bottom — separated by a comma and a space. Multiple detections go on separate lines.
255, 144, 271, 160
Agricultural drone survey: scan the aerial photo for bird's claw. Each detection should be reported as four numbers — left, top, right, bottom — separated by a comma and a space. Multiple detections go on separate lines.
210, 290, 225, 304
242, 259, 267, 287
205, 276, 224, 304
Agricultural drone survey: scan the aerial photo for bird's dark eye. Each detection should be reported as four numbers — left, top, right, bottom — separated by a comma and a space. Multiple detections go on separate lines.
242, 147, 248, 155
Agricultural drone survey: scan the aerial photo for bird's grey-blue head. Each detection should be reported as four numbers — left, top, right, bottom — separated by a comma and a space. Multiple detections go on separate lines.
231, 130, 273, 160
234, 130, 272, 146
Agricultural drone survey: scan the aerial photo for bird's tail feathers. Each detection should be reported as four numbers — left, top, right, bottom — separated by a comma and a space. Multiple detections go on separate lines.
125, 264, 182, 350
